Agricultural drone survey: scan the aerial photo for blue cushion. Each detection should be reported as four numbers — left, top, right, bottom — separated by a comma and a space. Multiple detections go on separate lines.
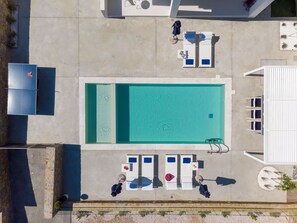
186, 59, 194, 65
185, 32, 196, 40
130, 183, 138, 189
128, 157, 137, 163
167, 157, 176, 163
183, 158, 191, 163
202, 59, 210, 65
144, 157, 152, 163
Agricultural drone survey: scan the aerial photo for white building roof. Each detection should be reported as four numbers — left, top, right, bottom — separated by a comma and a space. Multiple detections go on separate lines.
245, 66, 297, 164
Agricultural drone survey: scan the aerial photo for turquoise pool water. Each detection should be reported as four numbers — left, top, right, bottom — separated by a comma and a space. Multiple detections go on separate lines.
86, 84, 224, 144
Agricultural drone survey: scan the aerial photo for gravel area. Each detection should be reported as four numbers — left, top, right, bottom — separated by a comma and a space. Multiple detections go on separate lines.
71, 212, 294, 223
0, 0, 10, 145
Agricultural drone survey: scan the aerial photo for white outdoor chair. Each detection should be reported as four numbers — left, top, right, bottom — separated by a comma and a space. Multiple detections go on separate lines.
183, 32, 196, 68
126, 155, 139, 190
142, 155, 154, 190
198, 32, 213, 68
180, 155, 193, 190
165, 155, 178, 190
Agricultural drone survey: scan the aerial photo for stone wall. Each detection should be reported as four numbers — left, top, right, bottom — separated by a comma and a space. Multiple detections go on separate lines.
0, 150, 11, 223
44, 144, 63, 219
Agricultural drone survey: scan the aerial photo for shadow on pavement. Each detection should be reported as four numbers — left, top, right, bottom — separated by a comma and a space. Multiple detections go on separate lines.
10, 0, 31, 63
8, 149, 36, 223
62, 144, 81, 201
8, 115, 28, 144
36, 67, 56, 115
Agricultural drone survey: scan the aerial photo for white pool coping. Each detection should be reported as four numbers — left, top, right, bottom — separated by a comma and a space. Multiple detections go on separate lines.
79, 77, 232, 150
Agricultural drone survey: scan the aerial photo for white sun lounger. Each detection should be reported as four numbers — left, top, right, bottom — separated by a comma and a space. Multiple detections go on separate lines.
198, 32, 213, 68
180, 155, 193, 190
183, 32, 196, 68
141, 155, 154, 190
165, 155, 178, 190
126, 155, 139, 190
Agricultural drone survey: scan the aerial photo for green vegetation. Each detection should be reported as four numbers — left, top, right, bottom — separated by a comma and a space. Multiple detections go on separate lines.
54, 201, 61, 210
199, 211, 211, 218
7, 1, 17, 11
118, 211, 130, 216
179, 211, 186, 216
6, 39, 16, 48
271, 0, 296, 17
276, 174, 297, 191
8, 30, 16, 38
6, 15, 16, 24
269, 212, 281, 218
98, 211, 109, 216
248, 212, 258, 221
76, 211, 91, 220
158, 211, 167, 217
139, 211, 153, 217
222, 211, 231, 218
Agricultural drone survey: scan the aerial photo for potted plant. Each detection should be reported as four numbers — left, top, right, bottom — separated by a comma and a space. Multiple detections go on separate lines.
275, 174, 296, 191
54, 194, 68, 210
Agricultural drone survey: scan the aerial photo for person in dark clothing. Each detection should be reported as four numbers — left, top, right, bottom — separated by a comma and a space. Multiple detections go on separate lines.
199, 184, 211, 198
111, 183, 123, 197
172, 20, 181, 37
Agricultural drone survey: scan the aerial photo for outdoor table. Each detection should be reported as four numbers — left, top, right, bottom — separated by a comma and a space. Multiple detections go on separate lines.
257, 166, 281, 191
190, 162, 199, 171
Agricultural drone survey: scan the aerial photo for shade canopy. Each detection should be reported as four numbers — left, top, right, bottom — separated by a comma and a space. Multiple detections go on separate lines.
244, 66, 297, 164
7, 63, 37, 115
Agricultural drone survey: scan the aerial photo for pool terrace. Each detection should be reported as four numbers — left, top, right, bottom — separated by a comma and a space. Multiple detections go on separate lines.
20, 0, 297, 205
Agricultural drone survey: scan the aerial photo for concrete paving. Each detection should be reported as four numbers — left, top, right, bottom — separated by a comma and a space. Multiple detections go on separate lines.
8, 149, 71, 223
24, 0, 297, 207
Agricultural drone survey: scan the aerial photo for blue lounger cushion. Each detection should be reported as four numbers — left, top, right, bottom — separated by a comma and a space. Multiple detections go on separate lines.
144, 157, 152, 163
201, 59, 210, 65
186, 59, 194, 65
128, 157, 137, 163
167, 157, 176, 163
183, 158, 191, 163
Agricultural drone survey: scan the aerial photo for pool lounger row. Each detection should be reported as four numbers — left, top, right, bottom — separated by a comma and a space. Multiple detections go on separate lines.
166, 154, 194, 190
182, 31, 213, 68
125, 155, 154, 190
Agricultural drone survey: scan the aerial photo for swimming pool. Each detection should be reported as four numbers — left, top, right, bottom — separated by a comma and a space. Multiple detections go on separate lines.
85, 84, 224, 144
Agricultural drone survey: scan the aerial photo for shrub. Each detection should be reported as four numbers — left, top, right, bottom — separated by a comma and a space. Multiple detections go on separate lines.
6, 15, 16, 24
76, 211, 91, 220
276, 174, 297, 191
199, 211, 211, 218
179, 211, 186, 216
222, 211, 231, 218
139, 211, 153, 217
118, 211, 130, 216
54, 201, 61, 210
158, 211, 166, 217
6, 39, 16, 48
8, 31, 16, 38
8, 1, 17, 11
98, 211, 109, 216
269, 212, 281, 218
247, 212, 258, 221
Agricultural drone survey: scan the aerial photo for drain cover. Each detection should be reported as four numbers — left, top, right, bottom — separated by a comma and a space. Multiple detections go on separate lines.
209, 114, 213, 118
